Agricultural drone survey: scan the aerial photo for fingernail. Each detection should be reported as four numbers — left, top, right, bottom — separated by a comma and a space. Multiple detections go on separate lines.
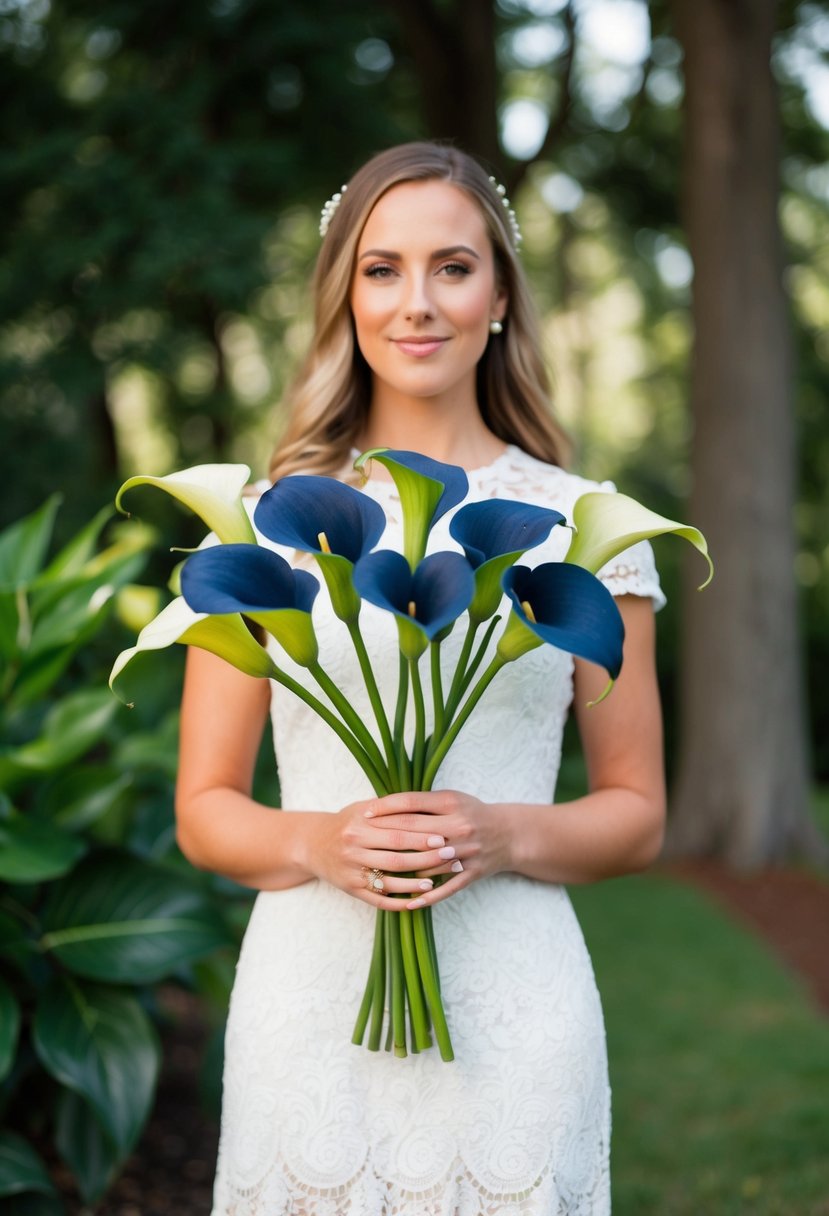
438, 845, 455, 860
407, 898, 426, 910
426, 835, 445, 847
450, 860, 464, 873
418, 879, 434, 890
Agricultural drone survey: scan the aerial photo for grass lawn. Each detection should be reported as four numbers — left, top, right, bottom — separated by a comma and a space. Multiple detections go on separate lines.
570, 874, 829, 1216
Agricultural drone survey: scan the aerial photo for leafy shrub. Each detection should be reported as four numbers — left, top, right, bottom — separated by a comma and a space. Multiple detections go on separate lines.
0, 499, 235, 1212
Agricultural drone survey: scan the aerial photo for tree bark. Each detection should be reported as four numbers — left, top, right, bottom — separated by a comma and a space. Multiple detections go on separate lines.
668, 0, 821, 865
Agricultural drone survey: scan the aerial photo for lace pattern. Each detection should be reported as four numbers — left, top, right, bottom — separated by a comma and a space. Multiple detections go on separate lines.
212, 447, 662, 1215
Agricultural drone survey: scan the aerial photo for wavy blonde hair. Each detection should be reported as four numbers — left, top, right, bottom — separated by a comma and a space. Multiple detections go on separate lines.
269, 142, 569, 481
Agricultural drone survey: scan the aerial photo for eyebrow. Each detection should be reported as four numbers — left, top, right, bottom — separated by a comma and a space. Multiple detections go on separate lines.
358, 244, 481, 262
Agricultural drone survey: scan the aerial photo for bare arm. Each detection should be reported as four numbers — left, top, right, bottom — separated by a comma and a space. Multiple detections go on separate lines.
174, 647, 458, 898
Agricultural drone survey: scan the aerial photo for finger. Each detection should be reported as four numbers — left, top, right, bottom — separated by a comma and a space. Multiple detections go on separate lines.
363, 790, 462, 819
414, 858, 465, 880
360, 872, 436, 897
360, 844, 459, 873
403, 868, 471, 910
364, 811, 452, 839
360, 826, 451, 853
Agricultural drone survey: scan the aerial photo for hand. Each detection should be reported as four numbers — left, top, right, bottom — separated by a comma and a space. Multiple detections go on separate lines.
362, 789, 512, 909
307, 795, 468, 908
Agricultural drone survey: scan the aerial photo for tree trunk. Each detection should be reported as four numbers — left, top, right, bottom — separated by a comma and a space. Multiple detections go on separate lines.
667, 0, 821, 865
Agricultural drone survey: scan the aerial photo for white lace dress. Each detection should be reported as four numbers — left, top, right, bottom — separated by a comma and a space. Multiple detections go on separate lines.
211, 446, 664, 1216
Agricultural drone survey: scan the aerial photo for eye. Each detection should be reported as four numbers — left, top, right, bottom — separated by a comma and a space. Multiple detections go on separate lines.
439, 261, 472, 277
363, 263, 397, 279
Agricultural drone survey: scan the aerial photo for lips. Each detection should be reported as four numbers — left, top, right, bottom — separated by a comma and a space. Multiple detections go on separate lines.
392, 337, 449, 358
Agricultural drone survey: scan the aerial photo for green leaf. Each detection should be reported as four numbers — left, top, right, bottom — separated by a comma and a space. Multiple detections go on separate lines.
0, 978, 21, 1082
41, 852, 233, 983
0, 812, 86, 883
0, 1194, 64, 1216
55, 1086, 121, 1204
0, 912, 30, 972
0, 690, 118, 790
0, 498, 61, 595
109, 596, 275, 705
0, 1131, 56, 1198
565, 491, 714, 588
39, 768, 132, 833
33, 977, 159, 1156
116, 464, 255, 544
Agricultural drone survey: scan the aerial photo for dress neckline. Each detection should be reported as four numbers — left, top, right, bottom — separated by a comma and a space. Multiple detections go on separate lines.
353, 444, 520, 489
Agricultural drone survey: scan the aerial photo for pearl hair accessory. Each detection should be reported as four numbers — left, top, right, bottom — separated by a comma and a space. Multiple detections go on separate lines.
318, 175, 522, 248
488, 176, 522, 249
319, 184, 347, 237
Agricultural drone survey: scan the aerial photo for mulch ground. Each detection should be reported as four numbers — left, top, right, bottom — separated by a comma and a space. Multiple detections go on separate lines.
68, 863, 829, 1215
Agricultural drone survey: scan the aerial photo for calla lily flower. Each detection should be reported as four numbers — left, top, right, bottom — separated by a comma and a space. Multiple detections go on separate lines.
353, 550, 475, 659
116, 464, 256, 545
565, 491, 713, 589
450, 499, 566, 622
109, 595, 276, 704
180, 544, 320, 667
353, 449, 469, 569
498, 563, 624, 682
254, 476, 386, 621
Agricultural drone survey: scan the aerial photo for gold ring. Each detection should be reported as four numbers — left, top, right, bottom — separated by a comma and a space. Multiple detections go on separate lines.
362, 866, 385, 892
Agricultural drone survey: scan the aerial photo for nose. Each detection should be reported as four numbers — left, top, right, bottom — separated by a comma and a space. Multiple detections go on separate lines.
403, 272, 435, 323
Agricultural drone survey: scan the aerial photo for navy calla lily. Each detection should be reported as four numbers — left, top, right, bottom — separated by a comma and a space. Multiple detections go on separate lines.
499, 562, 624, 681
353, 449, 469, 569
353, 550, 475, 658
254, 476, 385, 562
181, 544, 320, 666
254, 475, 386, 622
450, 499, 566, 622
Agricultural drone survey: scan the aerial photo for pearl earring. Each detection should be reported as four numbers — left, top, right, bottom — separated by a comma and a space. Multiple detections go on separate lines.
489, 319, 504, 335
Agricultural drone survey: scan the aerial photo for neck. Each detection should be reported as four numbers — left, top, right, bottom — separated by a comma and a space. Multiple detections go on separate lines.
359, 387, 506, 471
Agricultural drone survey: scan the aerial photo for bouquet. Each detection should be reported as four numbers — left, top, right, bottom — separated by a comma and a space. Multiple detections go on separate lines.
111, 449, 711, 1062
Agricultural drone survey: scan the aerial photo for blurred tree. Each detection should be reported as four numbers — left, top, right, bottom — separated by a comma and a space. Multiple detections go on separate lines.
667, 0, 823, 864
0, 0, 408, 535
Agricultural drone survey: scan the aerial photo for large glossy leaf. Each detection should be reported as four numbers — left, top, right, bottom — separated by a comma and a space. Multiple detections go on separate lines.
0, 912, 29, 972
0, 1132, 56, 1198
55, 1089, 120, 1205
0, 690, 117, 789
0, 978, 20, 1082
41, 852, 233, 982
0, 498, 60, 594
33, 977, 159, 1156
39, 768, 132, 833
0, 813, 86, 883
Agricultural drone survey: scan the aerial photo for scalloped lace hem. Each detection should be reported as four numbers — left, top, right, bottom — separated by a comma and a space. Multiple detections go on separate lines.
213, 1155, 610, 1216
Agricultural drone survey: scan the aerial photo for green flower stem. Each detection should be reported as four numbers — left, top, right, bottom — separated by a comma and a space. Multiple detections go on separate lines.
409, 657, 427, 790
308, 661, 390, 788
271, 668, 389, 796
430, 641, 445, 739
347, 619, 400, 788
456, 615, 502, 704
353, 908, 386, 1047
443, 617, 476, 722
367, 914, 386, 1049
422, 653, 507, 791
413, 909, 454, 1062
390, 915, 407, 1056
399, 910, 432, 1051
425, 907, 441, 995
393, 652, 411, 788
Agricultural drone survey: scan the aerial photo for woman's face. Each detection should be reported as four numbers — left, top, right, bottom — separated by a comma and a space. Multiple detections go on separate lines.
349, 180, 507, 411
